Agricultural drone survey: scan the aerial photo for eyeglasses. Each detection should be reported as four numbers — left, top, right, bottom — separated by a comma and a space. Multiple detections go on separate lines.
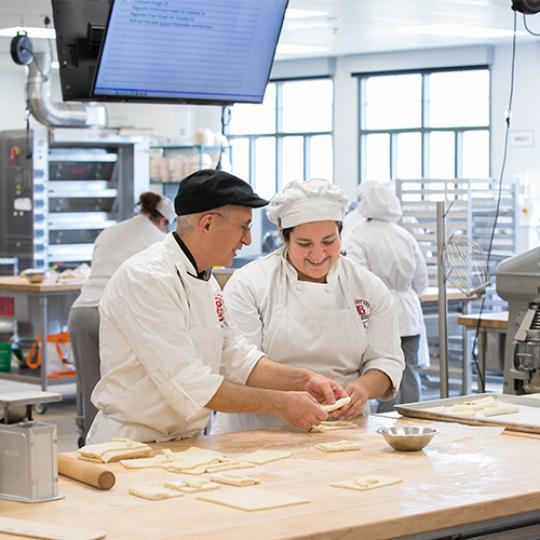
209, 212, 252, 239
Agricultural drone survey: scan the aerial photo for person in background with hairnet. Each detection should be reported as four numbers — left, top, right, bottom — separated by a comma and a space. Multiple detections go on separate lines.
217, 178, 404, 433
346, 182, 428, 411
68, 192, 176, 446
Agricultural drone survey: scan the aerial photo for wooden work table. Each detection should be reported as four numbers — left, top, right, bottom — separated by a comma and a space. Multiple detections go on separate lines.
0, 276, 83, 293
2, 415, 540, 539
458, 311, 509, 330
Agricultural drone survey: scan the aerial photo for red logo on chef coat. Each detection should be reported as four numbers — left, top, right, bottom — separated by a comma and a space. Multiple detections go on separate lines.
214, 293, 227, 327
354, 299, 370, 328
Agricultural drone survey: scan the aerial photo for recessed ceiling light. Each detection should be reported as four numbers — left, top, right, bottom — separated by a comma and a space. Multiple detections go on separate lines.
276, 44, 329, 54
398, 24, 523, 39
0, 26, 56, 39
285, 8, 328, 19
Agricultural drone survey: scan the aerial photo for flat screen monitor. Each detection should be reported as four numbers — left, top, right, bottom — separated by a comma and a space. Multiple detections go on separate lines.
92, 0, 288, 105
52, 0, 112, 101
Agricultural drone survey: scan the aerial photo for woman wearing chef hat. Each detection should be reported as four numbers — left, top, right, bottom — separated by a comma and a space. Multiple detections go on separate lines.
217, 178, 404, 432
346, 182, 429, 412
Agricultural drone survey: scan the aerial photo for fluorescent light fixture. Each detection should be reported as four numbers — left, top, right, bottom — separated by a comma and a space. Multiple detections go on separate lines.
0, 26, 56, 39
276, 44, 330, 54
398, 24, 523, 39
285, 8, 328, 19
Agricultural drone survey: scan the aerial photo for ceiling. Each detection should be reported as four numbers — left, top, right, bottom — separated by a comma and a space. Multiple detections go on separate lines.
0, 0, 537, 70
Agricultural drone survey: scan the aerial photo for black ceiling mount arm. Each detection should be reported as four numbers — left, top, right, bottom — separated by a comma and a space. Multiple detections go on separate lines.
512, 0, 540, 14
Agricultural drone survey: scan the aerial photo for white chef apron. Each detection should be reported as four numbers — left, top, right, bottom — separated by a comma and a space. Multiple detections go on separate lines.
217, 262, 369, 433
87, 273, 224, 444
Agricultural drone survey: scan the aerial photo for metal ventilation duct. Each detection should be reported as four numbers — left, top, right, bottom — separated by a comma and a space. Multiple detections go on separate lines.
26, 51, 107, 128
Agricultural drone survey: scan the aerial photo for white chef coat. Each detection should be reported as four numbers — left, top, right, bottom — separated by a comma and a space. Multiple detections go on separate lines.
73, 214, 165, 308
341, 207, 365, 253
216, 248, 404, 432
86, 233, 264, 443
346, 220, 428, 339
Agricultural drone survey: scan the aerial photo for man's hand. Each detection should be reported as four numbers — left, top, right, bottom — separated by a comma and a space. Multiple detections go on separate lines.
338, 379, 370, 419
304, 372, 348, 406
275, 391, 328, 430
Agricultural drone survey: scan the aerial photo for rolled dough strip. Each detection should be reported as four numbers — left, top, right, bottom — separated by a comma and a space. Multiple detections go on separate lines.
313, 440, 362, 452
482, 405, 519, 417
209, 473, 260, 487
446, 407, 476, 417
310, 420, 357, 433
320, 396, 351, 413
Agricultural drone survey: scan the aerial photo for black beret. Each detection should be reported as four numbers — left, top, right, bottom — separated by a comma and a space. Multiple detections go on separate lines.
174, 169, 269, 216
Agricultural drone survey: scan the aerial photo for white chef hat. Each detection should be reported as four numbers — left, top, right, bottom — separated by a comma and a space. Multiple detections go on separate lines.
157, 196, 176, 222
358, 181, 403, 223
267, 178, 349, 228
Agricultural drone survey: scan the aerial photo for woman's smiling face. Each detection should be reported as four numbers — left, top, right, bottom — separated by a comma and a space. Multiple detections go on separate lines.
285, 220, 341, 282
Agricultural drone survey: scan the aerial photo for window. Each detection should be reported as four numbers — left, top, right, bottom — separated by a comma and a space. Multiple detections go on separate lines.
229, 78, 333, 198
358, 67, 490, 183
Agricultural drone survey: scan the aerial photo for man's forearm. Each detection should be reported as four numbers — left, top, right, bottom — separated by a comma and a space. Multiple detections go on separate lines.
245, 356, 311, 391
206, 378, 283, 414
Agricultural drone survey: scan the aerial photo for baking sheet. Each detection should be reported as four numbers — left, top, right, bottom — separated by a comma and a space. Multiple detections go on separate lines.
395, 393, 540, 434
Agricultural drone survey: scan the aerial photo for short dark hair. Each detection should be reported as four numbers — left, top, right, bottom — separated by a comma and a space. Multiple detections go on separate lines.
282, 221, 343, 242
137, 192, 165, 220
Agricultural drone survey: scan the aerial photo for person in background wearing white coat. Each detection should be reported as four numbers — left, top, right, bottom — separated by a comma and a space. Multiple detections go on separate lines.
217, 178, 404, 433
346, 182, 428, 411
68, 192, 175, 446
86, 170, 347, 444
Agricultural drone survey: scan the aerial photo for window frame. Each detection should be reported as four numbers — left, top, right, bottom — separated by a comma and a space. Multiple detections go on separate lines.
228, 75, 334, 196
355, 65, 491, 182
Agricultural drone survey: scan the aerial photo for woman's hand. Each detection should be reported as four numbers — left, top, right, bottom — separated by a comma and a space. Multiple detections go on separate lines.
338, 379, 370, 419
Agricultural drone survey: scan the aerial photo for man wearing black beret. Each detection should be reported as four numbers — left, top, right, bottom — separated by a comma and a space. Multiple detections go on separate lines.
87, 169, 347, 443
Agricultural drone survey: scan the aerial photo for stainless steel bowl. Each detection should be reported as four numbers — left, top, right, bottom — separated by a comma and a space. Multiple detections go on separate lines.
377, 426, 439, 451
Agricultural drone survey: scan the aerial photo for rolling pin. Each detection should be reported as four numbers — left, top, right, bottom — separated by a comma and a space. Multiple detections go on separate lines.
58, 454, 116, 490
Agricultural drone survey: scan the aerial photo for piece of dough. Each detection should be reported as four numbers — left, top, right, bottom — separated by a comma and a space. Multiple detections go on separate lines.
172, 458, 255, 475
466, 396, 498, 407
129, 485, 184, 500
237, 449, 291, 465
320, 396, 351, 413
482, 405, 519, 417
197, 487, 309, 511
310, 420, 358, 433
164, 478, 220, 493
79, 438, 152, 463
313, 440, 362, 452
445, 407, 476, 417
209, 473, 260, 487
121, 449, 179, 469
332, 474, 402, 491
